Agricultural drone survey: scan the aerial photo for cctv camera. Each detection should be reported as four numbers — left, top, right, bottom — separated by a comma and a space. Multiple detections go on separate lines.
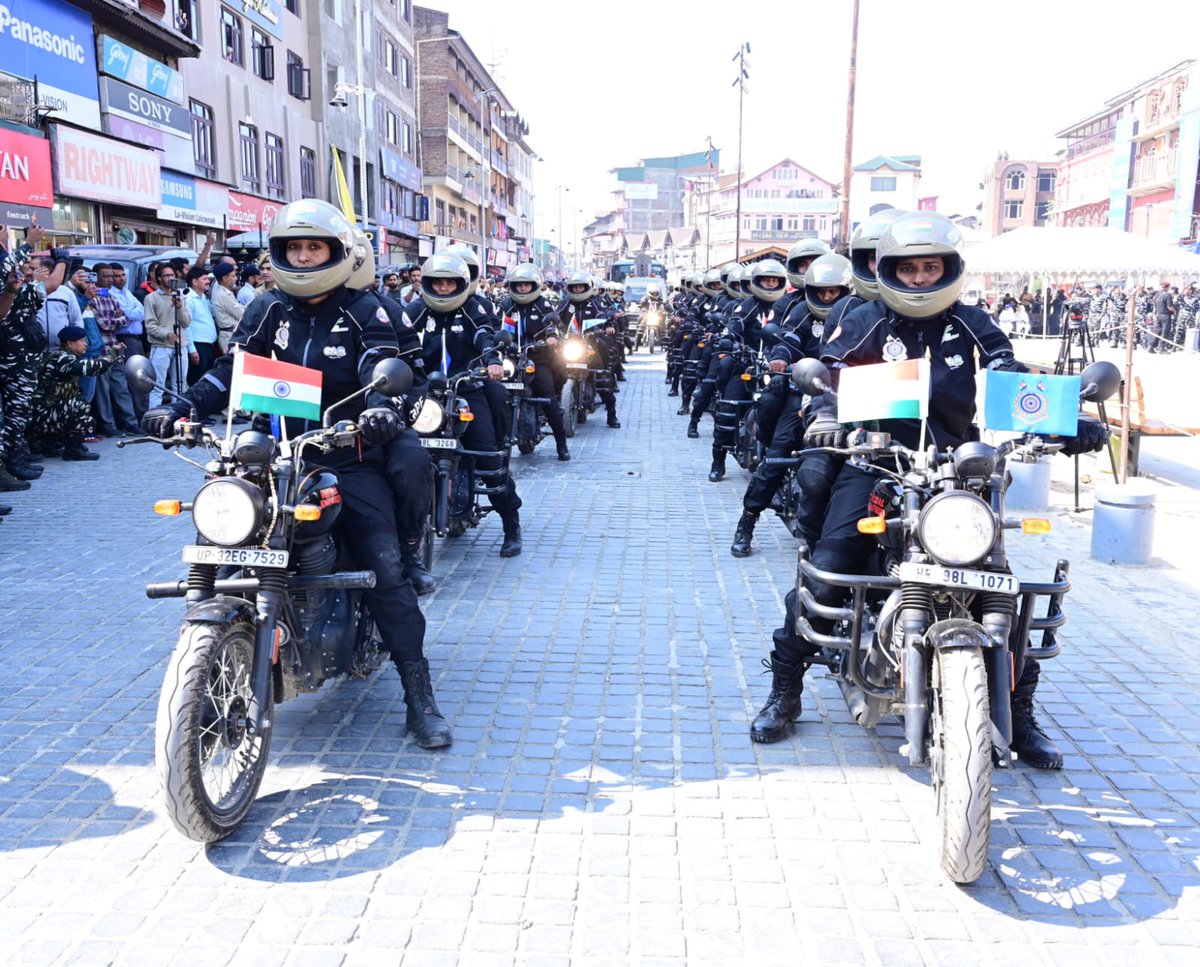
329, 94, 348, 108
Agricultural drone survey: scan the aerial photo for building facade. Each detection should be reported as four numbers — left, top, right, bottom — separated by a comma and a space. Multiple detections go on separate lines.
980, 158, 1059, 236
610, 151, 718, 234
848, 155, 922, 233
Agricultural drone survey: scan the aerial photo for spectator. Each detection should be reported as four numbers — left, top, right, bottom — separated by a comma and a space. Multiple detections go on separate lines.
90, 264, 139, 435
184, 267, 218, 383
138, 262, 159, 302
70, 269, 104, 414
256, 253, 275, 295
237, 264, 260, 305
210, 262, 243, 352
382, 268, 402, 300
28, 324, 112, 461
400, 266, 422, 305
143, 263, 191, 407
108, 263, 149, 416
38, 263, 84, 347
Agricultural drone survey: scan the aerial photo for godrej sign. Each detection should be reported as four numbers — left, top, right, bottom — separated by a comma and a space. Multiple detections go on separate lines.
0, 0, 100, 127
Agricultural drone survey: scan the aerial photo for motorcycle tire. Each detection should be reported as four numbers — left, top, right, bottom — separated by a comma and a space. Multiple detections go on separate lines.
156, 620, 272, 842
648, 332, 657, 354
517, 405, 538, 455
560, 380, 577, 439
931, 646, 992, 884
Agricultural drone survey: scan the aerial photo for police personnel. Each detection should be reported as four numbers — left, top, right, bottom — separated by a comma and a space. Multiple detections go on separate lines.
141, 199, 452, 750
556, 270, 621, 429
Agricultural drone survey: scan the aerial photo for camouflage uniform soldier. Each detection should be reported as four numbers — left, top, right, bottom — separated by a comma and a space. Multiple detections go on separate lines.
1086, 284, 1109, 342
1, 241, 52, 482
1106, 285, 1128, 346
29, 325, 112, 461
1176, 284, 1199, 348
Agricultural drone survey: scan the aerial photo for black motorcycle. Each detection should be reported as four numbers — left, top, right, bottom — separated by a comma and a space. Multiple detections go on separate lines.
783, 358, 1120, 883
499, 338, 553, 456
121, 354, 413, 842
713, 340, 769, 474
559, 334, 601, 435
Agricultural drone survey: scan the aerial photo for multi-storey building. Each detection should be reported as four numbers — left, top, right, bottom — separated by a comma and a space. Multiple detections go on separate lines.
848, 155, 922, 233
610, 151, 717, 234
980, 158, 1058, 236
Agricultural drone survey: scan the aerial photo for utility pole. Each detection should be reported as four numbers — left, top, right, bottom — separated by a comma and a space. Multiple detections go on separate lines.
732, 43, 750, 265
840, 0, 861, 249
354, 0, 367, 231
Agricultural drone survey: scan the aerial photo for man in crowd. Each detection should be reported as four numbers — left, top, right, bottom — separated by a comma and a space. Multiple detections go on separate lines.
89, 264, 139, 436
184, 267, 220, 384
143, 264, 192, 408
211, 262, 244, 352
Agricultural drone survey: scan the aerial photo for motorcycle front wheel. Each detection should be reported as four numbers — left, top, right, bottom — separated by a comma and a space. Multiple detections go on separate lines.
156, 620, 272, 842
931, 646, 992, 884
516, 403, 538, 455
560, 380, 577, 438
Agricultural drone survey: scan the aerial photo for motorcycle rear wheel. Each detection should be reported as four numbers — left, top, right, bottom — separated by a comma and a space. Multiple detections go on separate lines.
931, 647, 992, 884
156, 621, 272, 842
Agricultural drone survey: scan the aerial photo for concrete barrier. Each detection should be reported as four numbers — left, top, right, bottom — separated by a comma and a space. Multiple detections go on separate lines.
1091, 481, 1156, 565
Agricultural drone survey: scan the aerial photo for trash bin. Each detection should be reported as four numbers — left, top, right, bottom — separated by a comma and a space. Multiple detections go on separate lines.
1185, 327, 1199, 353
1006, 456, 1052, 511
1091, 481, 1156, 565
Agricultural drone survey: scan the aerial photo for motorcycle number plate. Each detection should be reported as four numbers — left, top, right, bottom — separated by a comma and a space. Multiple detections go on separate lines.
182, 545, 289, 568
502, 381, 526, 390
566, 362, 589, 370
419, 437, 459, 449
898, 562, 1019, 595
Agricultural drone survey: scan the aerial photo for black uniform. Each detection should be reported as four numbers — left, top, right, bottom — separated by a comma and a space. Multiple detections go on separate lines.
499, 295, 569, 451
557, 297, 619, 425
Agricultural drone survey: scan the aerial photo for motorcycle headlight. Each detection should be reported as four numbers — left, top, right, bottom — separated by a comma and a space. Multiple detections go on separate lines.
502, 357, 516, 378
192, 478, 264, 547
917, 491, 998, 567
563, 340, 585, 362
412, 397, 445, 434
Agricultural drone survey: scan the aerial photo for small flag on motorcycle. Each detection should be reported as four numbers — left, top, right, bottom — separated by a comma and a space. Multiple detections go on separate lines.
231, 353, 324, 422
837, 359, 931, 423
977, 370, 1080, 437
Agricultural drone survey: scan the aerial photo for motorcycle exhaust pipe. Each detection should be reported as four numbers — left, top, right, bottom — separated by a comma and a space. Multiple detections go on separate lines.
838, 677, 870, 726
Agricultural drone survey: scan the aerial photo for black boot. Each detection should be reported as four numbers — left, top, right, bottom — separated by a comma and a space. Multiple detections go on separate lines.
0, 466, 31, 492
687, 417, 700, 439
708, 453, 725, 482
668, 387, 679, 397
499, 511, 523, 557
676, 396, 691, 416
400, 533, 436, 596
750, 650, 807, 743
607, 412, 621, 429
557, 444, 571, 461
0, 504, 11, 516
396, 658, 452, 749
1010, 660, 1062, 769
62, 434, 100, 461
5, 458, 40, 481
730, 511, 758, 557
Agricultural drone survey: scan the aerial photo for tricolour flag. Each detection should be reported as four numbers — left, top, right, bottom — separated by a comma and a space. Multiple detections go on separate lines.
232, 352, 323, 422
837, 359, 931, 423
978, 369, 1080, 436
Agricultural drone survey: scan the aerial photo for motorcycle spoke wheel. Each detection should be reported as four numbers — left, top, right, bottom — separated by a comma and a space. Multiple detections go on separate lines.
931, 647, 992, 884
156, 621, 271, 842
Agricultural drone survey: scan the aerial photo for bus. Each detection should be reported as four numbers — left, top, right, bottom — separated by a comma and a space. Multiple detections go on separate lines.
610, 257, 666, 284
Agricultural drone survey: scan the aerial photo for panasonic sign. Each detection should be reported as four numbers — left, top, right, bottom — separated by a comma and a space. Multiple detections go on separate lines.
0, 0, 99, 127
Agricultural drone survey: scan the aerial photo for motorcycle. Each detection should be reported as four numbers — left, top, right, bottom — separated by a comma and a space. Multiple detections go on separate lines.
559, 334, 604, 435
713, 340, 769, 474
499, 338, 553, 456
636, 304, 665, 353
784, 357, 1120, 883
121, 353, 413, 842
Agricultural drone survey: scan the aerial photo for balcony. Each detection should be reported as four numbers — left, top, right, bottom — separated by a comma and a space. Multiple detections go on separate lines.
1064, 127, 1116, 161
1129, 152, 1177, 195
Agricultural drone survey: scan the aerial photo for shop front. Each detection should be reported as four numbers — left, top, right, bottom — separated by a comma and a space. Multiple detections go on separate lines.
158, 171, 230, 251
0, 128, 53, 235
225, 191, 284, 255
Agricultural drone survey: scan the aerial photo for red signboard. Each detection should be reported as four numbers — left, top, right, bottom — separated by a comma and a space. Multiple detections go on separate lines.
0, 128, 54, 208
227, 190, 283, 232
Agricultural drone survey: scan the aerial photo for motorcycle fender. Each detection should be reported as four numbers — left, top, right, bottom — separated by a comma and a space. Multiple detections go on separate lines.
926, 618, 994, 651
181, 595, 257, 629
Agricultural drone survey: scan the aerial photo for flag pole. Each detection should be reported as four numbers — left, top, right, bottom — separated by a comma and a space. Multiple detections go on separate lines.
225, 343, 240, 444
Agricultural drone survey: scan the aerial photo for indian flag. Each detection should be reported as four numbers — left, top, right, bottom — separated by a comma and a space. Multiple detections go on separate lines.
232, 352, 323, 421
837, 359, 930, 423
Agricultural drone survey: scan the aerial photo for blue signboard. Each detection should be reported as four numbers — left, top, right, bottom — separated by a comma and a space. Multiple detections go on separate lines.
238, 0, 284, 42
0, 0, 99, 125
381, 146, 422, 192
160, 170, 196, 211
101, 35, 185, 105
1107, 115, 1134, 230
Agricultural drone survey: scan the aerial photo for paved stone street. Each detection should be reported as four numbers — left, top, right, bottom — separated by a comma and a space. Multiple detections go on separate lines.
1, 352, 1199, 966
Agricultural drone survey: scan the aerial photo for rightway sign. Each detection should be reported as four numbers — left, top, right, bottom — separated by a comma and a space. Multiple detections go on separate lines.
0, 0, 101, 127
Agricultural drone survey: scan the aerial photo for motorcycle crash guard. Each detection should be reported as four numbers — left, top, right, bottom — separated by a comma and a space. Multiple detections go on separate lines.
181, 596, 257, 629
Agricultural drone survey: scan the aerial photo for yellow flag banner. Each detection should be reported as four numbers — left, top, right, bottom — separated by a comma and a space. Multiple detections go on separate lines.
331, 146, 356, 223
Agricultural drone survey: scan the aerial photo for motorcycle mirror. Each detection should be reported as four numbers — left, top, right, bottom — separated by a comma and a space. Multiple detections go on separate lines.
1077, 360, 1121, 402
761, 323, 782, 345
371, 358, 413, 397
495, 330, 514, 348
125, 354, 157, 393
790, 358, 832, 395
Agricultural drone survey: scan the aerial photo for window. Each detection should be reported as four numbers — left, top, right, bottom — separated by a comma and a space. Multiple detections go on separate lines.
870, 176, 897, 191
755, 216, 766, 230
386, 110, 399, 146
265, 133, 285, 199
402, 120, 413, 155
221, 8, 244, 67
190, 100, 216, 178
287, 51, 310, 99
803, 217, 815, 232
1037, 170, 1056, 193
285, 0, 299, 12
384, 38, 398, 76
251, 28, 274, 81
239, 123, 261, 193
400, 0, 410, 19
300, 146, 317, 198
400, 55, 411, 89
1005, 169, 1026, 192
176, 0, 198, 40
1035, 200, 1051, 222
1004, 200, 1024, 219
771, 216, 783, 231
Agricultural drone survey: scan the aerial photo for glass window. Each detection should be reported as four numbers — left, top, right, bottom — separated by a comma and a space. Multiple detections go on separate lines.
870, 176, 897, 191
400, 55, 411, 89
176, 0, 198, 40
285, 0, 300, 13
300, 146, 317, 198
402, 121, 413, 156
1035, 200, 1051, 222
386, 110, 399, 146
239, 123, 261, 194
221, 8, 244, 67
385, 39, 397, 76
1004, 200, 1024, 219
190, 100, 216, 178
286, 51, 310, 99
1037, 170, 1056, 193
251, 27, 274, 81
1005, 169, 1027, 191
265, 133, 285, 199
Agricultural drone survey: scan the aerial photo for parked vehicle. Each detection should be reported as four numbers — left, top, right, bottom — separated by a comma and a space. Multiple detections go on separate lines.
64, 245, 200, 292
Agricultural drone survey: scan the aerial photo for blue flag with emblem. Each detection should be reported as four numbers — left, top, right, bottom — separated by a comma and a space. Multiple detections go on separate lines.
978, 369, 1080, 436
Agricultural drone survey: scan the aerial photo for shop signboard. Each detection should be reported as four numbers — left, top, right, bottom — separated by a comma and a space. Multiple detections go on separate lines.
380, 146, 421, 192
0, 127, 52, 225
0, 0, 100, 127
99, 75, 190, 137
50, 124, 160, 208
158, 170, 229, 229
227, 190, 282, 232
100, 35, 184, 104
239, 0, 284, 41
102, 115, 193, 173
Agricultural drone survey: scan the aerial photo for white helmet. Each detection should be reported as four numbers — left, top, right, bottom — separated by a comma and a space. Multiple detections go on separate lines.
444, 243, 482, 297
749, 259, 788, 303
785, 238, 832, 289
850, 209, 907, 299
875, 212, 966, 320
420, 252, 472, 313
268, 199, 361, 300
346, 228, 376, 290
564, 270, 595, 303
506, 262, 544, 306
803, 253, 853, 320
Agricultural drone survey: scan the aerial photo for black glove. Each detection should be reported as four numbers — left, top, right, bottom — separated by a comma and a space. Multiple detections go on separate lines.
142, 401, 190, 439
96, 355, 113, 373
359, 406, 402, 446
1057, 415, 1108, 456
986, 355, 1026, 374
804, 413, 847, 449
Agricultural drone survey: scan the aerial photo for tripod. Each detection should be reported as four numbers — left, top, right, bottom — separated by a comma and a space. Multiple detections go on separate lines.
1054, 314, 1116, 508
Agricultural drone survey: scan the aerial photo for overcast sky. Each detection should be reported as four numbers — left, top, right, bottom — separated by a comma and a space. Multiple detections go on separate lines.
425, 0, 1200, 243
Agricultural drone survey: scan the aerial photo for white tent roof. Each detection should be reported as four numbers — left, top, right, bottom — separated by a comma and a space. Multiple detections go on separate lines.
964, 226, 1200, 280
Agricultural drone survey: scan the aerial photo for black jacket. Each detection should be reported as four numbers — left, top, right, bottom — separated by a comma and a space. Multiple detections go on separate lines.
499, 296, 561, 349
403, 297, 497, 377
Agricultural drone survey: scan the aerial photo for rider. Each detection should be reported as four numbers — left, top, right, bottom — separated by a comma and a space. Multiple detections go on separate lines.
404, 252, 526, 555
556, 270, 621, 428
684, 269, 734, 436
500, 262, 572, 461
444, 243, 498, 328
749, 212, 1107, 766
141, 199, 452, 750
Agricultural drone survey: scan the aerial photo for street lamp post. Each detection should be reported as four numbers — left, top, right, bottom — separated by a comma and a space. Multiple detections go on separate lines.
557, 185, 568, 279
475, 89, 497, 280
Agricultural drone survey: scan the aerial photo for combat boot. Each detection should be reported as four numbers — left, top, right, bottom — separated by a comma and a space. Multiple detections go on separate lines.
400, 533, 436, 596
499, 511, 523, 557
5, 457, 40, 481
62, 434, 100, 461
730, 511, 758, 557
1010, 661, 1063, 769
708, 451, 726, 482
687, 416, 700, 438
750, 650, 807, 743
676, 395, 691, 416
396, 657, 452, 749
607, 411, 621, 429
0, 467, 31, 492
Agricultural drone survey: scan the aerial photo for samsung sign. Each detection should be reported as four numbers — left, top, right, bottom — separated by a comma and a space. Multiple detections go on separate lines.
0, 0, 100, 127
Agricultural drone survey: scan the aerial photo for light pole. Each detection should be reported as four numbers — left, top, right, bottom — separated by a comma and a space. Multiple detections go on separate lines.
330, 0, 373, 233
474, 88, 497, 280
557, 184, 568, 279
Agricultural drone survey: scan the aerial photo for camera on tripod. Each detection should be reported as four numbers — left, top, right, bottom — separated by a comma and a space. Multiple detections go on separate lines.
169, 279, 188, 293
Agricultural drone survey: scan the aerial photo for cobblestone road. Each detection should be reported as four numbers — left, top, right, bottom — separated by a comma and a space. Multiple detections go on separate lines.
1, 353, 1198, 966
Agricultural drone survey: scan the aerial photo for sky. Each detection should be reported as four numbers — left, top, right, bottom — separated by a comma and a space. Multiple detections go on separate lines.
424, 0, 1200, 245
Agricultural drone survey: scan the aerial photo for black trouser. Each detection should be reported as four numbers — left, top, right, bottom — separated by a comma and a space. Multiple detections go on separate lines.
331, 450, 426, 663
690, 355, 729, 421
711, 369, 753, 467
188, 341, 219, 386
384, 428, 435, 536
529, 360, 567, 447
594, 368, 618, 419
460, 383, 520, 517
755, 378, 788, 449
680, 355, 702, 400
